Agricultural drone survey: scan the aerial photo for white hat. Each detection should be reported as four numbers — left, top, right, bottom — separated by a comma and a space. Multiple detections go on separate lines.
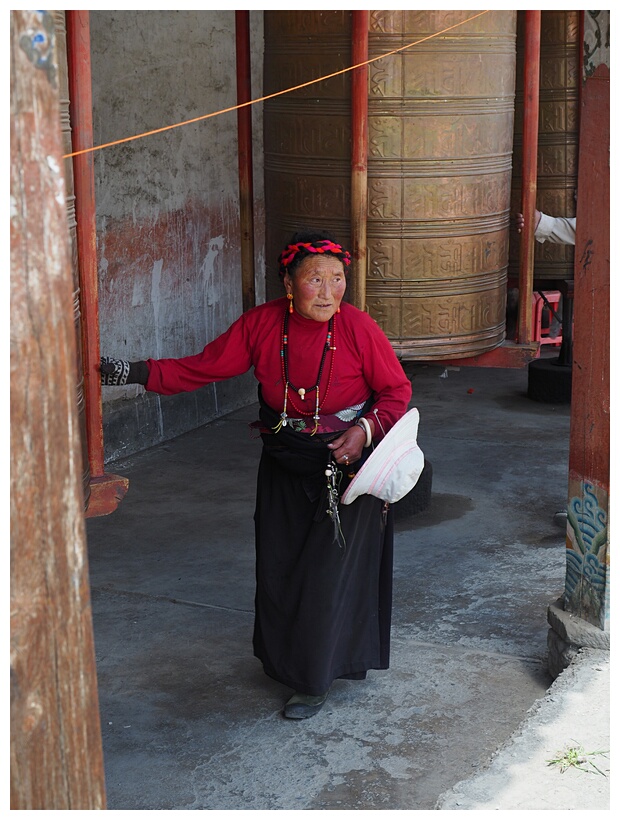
341, 408, 424, 505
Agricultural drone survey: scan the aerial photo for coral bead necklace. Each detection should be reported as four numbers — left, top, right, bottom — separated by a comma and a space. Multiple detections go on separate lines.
273, 308, 336, 435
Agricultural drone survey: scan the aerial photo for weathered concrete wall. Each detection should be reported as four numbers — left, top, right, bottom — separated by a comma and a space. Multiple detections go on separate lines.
90, 11, 265, 461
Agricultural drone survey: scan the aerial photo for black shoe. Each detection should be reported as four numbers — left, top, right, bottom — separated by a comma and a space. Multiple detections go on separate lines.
283, 691, 329, 720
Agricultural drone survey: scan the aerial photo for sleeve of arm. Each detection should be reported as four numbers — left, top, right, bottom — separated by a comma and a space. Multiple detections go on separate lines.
535, 213, 576, 246
145, 314, 254, 395
359, 321, 412, 439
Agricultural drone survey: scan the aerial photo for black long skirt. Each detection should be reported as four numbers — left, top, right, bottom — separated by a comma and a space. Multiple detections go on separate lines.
252, 417, 394, 696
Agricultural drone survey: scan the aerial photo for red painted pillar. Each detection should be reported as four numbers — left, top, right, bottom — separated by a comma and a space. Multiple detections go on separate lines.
350, 10, 369, 312
235, 11, 256, 313
65, 11, 128, 516
565, 62, 610, 629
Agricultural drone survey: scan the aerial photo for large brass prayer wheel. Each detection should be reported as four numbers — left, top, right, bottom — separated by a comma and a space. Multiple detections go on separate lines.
509, 11, 580, 286
365, 10, 516, 358
264, 10, 517, 360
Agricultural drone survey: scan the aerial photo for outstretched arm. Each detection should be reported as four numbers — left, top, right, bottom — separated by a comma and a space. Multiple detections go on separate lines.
100, 311, 255, 395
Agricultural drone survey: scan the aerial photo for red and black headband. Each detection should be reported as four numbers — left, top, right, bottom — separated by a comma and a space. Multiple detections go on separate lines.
278, 239, 352, 277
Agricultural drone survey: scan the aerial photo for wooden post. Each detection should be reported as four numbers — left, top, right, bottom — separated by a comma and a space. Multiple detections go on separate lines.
517, 10, 541, 344
546, 13, 610, 678
10, 10, 106, 808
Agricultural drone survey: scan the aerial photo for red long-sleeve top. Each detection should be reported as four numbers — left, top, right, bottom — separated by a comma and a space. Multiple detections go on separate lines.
145, 297, 411, 437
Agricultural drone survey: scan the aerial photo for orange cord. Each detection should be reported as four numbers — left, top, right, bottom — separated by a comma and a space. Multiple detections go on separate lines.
63, 11, 489, 160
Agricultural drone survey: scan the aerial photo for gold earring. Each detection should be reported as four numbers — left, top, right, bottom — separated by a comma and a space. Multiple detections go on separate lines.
287, 292, 294, 313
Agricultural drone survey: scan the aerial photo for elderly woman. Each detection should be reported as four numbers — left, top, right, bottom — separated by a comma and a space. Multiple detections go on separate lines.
101, 230, 412, 719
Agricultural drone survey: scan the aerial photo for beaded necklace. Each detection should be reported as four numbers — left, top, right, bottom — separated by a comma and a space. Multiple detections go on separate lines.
273, 308, 336, 435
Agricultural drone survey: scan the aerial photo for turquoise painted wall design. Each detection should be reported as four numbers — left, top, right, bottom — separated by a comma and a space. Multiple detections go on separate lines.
565, 480, 608, 629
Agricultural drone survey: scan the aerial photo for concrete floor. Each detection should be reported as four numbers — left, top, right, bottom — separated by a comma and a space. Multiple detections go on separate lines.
86, 359, 576, 810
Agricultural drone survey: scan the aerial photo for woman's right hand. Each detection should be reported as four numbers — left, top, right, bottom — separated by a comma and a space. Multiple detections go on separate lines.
100, 357, 149, 386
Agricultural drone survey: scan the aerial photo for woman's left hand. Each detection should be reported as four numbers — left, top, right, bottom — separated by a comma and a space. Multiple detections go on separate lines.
327, 425, 367, 467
